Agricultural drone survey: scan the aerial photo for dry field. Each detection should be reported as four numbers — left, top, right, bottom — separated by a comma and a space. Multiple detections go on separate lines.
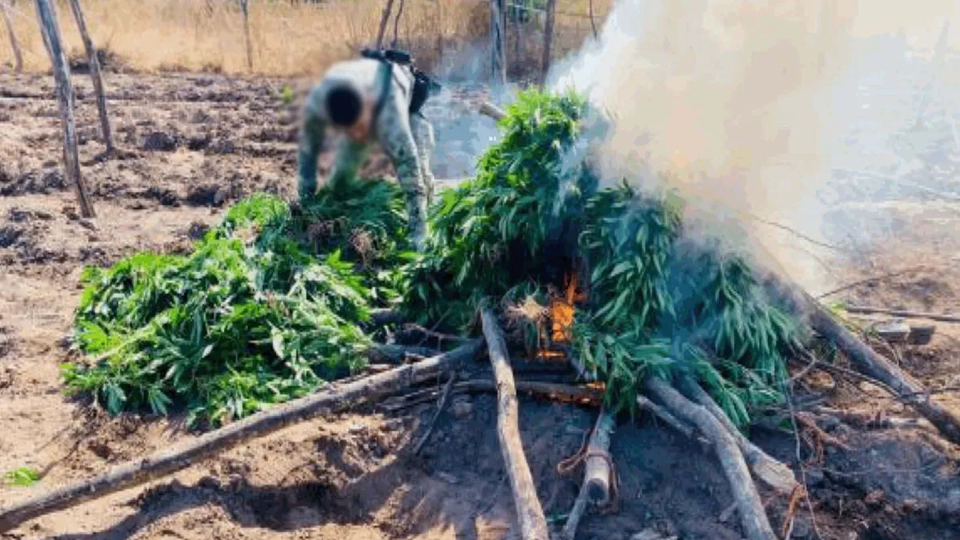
1, 2, 960, 540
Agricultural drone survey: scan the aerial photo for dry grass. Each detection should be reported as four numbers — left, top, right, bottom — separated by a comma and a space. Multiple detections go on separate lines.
0, 0, 612, 78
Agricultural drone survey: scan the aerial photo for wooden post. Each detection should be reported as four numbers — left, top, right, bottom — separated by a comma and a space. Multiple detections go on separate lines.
480, 305, 549, 540
390, 0, 404, 48
238, 0, 253, 71
434, 0, 442, 66
65, 0, 113, 155
489, 0, 506, 85
1, 0, 22, 72
538, 0, 556, 89
375, 0, 395, 49
34, 0, 95, 218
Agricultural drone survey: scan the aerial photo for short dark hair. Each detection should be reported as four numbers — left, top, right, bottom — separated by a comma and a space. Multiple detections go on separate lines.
326, 86, 362, 127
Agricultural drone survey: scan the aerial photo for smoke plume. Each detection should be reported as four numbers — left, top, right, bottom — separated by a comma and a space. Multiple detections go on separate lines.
545, 0, 958, 291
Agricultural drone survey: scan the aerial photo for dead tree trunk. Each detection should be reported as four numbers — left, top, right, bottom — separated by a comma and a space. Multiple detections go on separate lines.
65, 0, 113, 155
375, 0, 395, 49
0, 341, 483, 533
645, 377, 776, 540
480, 305, 549, 540
489, 0, 506, 85
34, 0, 95, 218
1, 0, 22, 72
806, 298, 960, 443
238, 0, 253, 71
538, 0, 556, 89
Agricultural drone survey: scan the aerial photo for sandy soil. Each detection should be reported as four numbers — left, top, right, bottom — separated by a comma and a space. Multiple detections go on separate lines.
1, 71, 959, 540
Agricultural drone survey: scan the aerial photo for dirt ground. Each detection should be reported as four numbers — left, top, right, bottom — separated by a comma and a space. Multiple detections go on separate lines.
1, 71, 959, 540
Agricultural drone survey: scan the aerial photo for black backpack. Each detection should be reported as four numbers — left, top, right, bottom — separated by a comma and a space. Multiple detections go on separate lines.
360, 48, 441, 116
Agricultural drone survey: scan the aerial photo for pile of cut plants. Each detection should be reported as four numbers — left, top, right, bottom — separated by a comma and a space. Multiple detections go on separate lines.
5, 89, 959, 540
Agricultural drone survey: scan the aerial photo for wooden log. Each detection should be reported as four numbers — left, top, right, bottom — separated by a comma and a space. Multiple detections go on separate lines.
1, 0, 22, 73
480, 305, 549, 540
65, 0, 114, 155
0, 341, 483, 533
678, 378, 799, 496
804, 296, 960, 444
560, 408, 615, 540
489, 0, 506, 85
538, 0, 556, 89
34, 0, 95, 218
644, 377, 776, 540
843, 305, 960, 324
479, 100, 506, 121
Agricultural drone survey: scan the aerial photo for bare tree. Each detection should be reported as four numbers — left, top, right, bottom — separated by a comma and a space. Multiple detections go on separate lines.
66, 0, 114, 155
34, 0, 95, 217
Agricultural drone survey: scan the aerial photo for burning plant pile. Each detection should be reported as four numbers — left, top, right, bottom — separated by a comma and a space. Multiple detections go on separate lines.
405, 90, 803, 427
5, 89, 960, 540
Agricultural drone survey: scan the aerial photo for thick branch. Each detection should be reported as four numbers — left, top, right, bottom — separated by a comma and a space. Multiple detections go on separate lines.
802, 294, 960, 443
679, 378, 799, 496
0, 341, 483, 533
66, 0, 113, 154
560, 408, 615, 540
645, 377, 776, 540
480, 305, 549, 540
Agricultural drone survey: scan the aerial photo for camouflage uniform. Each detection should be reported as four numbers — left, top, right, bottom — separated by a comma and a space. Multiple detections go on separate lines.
297, 58, 436, 250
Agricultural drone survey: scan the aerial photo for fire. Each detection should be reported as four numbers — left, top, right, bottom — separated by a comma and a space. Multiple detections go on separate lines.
536, 270, 585, 360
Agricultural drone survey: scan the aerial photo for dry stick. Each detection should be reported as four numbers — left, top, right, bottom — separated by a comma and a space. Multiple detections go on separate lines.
390, 0, 404, 48
238, 0, 253, 71
538, 0, 556, 90
0, 341, 483, 533
559, 408, 615, 540
489, 0, 506, 85
411, 371, 457, 456
841, 305, 960, 324
644, 377, 776, 540
480, 305, 550, 540
382, 379, 602, 411
815, 267, 923, 299
375, 0, 395, 49
678, 378, 799, 496
65, 0, 113, 155
34, 0, 95, 218
1, 0, 22, 72
802, 293, 960, 444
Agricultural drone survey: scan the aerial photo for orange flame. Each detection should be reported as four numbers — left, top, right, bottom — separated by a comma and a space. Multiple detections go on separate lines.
536, 271, 585, 360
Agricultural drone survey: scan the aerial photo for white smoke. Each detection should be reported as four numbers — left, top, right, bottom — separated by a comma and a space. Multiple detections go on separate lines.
544, 0, 958, 291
